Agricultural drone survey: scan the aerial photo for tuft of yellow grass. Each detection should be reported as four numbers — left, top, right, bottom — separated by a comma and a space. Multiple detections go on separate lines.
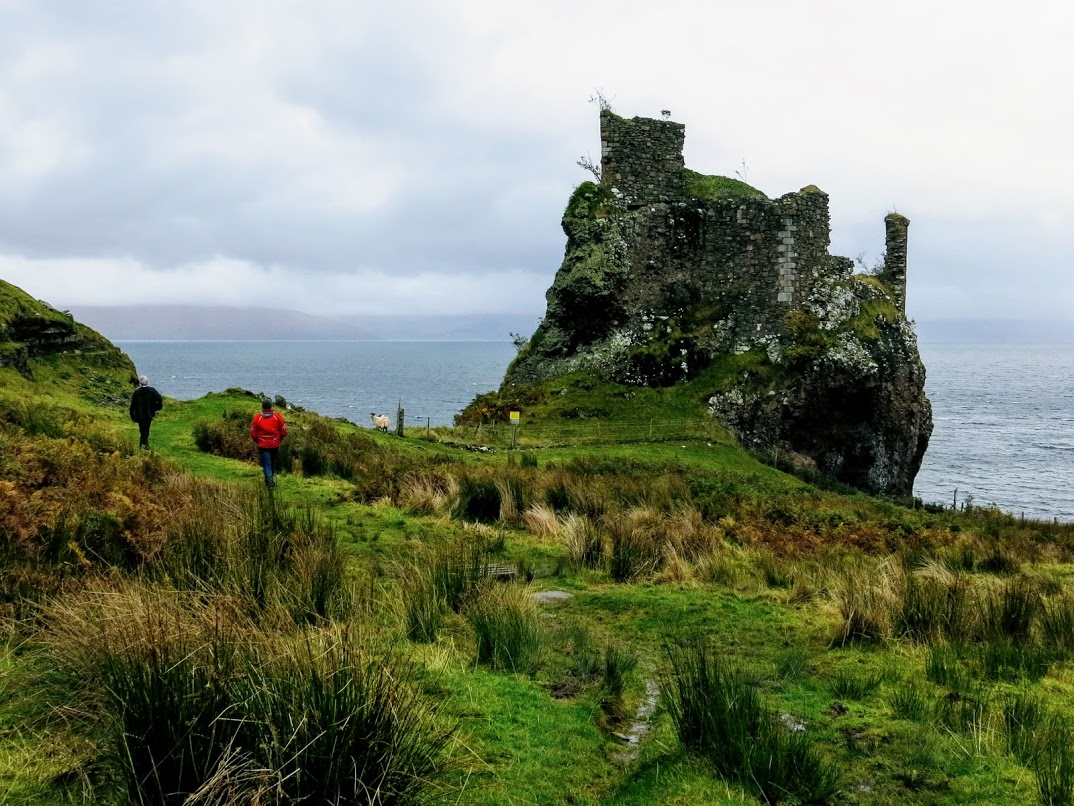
521, 503, 560, 539
829, 556, 903, 645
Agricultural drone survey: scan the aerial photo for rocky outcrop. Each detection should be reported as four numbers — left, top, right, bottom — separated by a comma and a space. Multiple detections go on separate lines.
503, 111, 932, 498
0, 279, 136, 398
705, 311, 932, 497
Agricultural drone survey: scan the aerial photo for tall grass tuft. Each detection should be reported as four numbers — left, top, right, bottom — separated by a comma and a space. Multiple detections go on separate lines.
561, 514, 605, 571
398, 472, 457, 516
162, 486, 352, 624
606, 513, 662, 583
399, 571, 447, 643
932, 692, 990, 737
601, 643, 639, 699
925, 645, 970, 691
398, 539, 492, 642
521, 503, 560, 539
831, 559, 900, 644
895, 567, 976, 644
1036, 741, 1074, 806
429, 539, 492, 613
695, 546, 752, 589
238, 630, 452, 805
39, 587, 452, 805
978, 546, 1022, 575
452, 476, 502, 523
1002, 697, 1074, 805
828, 667, 885, 701
1002, 692, 1060, 764
982, 576, 1041, 643
97, 612, 245, 804
755, 550, 797, 589
463, 583, 543, 673
775, 647, 810, 681
972, 640, 1056, 682
283, 517, 351, 625
888, 681, 930, 721
664, 636, 840, 804
192, 409, 257, 461
495, 475, 526, 524
612, 510, 666, 578
597, 642, 639, 725
561, 623, 601, 680
1040, 590, 1074, 651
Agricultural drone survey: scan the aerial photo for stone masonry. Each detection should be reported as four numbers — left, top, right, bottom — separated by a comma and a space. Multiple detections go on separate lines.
880, 213, 910, 312
503, 109, 929, 498
597, 111, 906, 336
600, 110, 685, 205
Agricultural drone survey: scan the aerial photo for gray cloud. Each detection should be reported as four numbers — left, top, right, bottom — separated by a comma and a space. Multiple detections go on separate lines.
0, 0, 1070, 317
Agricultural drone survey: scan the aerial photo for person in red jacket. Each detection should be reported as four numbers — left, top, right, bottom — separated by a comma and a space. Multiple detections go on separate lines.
250, 398, 287, 488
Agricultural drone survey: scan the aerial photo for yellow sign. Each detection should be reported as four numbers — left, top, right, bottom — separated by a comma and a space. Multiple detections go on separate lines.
509, 411, 520, 424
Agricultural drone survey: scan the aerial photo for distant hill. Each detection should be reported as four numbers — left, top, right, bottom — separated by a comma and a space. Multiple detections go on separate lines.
50, 306, 1074, 345
65, 306, 541, 342
915, 319, 1074, 344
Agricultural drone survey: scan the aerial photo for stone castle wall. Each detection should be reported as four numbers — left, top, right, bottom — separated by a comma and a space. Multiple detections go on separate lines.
599, 110, 685, 205
880, 213, 909, 312
599, 111, 906, 330
613, 188, 844, 343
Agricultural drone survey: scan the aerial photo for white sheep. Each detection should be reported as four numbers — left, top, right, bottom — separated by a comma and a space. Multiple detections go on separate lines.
370, 413, 391, 432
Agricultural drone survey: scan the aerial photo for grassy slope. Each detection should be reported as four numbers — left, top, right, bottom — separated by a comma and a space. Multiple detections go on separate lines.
1, 346, 1070, 806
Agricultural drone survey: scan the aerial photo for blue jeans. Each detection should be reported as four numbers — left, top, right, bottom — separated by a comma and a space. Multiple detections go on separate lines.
258, 448, 279, 486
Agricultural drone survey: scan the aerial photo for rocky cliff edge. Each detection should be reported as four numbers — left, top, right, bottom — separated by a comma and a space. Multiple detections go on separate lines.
502, 112, 932, 497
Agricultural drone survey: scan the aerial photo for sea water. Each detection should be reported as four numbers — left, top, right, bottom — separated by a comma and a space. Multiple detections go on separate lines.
118, 340, 516, 428
915, 342, 1074, 522
118, 340, 1074, 522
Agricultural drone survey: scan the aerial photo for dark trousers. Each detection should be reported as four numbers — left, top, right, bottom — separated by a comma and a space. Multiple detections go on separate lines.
137, 419, 152, 448
258, 447, 279, 486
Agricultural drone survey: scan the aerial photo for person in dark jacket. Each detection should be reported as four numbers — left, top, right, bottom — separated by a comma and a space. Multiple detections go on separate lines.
250, 398, 287, 488
129, 375, 164, 449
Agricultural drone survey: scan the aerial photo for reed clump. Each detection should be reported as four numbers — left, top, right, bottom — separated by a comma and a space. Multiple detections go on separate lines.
463, 582, 543, 673
161, 486, 352, 625
36, 585, 452, 806
664, 636, 840, 804
399, 539, 493, 642
398, 471, 458, 516
828, 667, 885, 701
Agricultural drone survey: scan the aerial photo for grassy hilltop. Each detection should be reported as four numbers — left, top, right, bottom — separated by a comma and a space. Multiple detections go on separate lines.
4, 293, 1074, 805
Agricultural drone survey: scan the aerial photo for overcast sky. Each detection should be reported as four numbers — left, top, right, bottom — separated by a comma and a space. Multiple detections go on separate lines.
0, 0, 1069, 321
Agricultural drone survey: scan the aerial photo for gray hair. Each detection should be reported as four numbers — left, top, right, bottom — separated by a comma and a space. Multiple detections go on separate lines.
138, 375, 149, 386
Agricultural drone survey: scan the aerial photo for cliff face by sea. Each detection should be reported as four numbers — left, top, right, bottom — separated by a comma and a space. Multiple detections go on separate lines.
504, 110, 932, 497
0, 279, 135, 403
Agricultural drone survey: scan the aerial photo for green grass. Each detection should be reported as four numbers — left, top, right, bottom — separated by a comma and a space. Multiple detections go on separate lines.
664, 636, 841, 804
4, 323, 1074, 805
682, 169, 767, 201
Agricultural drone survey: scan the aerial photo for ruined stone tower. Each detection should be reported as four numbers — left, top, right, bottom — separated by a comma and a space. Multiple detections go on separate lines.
599, 109, 685, 206
502, 108, 930, 497
597, 109, 910, 319
879, 213, 910, 312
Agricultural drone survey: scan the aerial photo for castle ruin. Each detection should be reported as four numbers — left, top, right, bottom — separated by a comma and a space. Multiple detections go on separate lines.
598, 109, 909, 320
503, 108, 931, 497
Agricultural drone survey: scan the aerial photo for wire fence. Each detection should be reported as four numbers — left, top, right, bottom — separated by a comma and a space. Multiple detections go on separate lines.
396, 415, 722, 449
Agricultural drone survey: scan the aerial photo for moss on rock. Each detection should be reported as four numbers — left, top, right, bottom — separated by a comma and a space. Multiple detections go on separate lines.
682, 169, 767, 201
